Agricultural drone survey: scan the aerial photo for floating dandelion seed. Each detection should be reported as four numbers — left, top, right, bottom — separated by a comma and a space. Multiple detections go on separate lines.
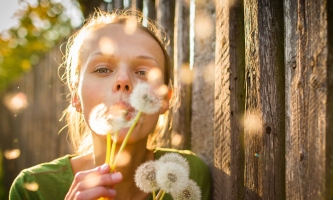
158, 153, 190, 172
156, 162, 189, 195
129, 83, 162, 114
135, 161, 159, 193
172, 180, 201, 200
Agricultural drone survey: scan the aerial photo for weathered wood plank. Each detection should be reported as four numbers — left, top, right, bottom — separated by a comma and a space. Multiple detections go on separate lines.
171, 0, 191, 150
326, 1, 333, 199
149, 0, 176, 148
285, 0, 331, 199
257, 0, 285, 199
244, 0, 263, 198
214, 0, 245, 199
191, 0, 215, 165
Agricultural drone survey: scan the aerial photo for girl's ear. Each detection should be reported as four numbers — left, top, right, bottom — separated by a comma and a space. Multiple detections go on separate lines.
71, 93, 82, 113
159, 89, 172, 114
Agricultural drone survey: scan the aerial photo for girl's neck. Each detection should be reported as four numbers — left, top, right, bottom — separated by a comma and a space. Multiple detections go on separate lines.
92, 133, 154, 200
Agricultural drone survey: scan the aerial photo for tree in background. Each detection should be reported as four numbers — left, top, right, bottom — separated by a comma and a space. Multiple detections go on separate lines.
0, 0, 75, 93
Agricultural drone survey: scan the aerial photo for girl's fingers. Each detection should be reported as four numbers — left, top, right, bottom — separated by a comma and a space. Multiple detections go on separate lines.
65, 164, 122, 200
74, 172, 123, 191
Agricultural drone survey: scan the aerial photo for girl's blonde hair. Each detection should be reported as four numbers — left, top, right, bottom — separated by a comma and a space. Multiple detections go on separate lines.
60, 9, 175, 155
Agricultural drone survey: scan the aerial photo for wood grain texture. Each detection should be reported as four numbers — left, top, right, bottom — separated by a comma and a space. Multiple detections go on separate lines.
257, 0, 285, 199
191, 0, 215, 165
214, 0, 245, 199
171, 0, 191, 150
244, 0, 263, 198
326, 1, 333, 199
284, 0, 331, 199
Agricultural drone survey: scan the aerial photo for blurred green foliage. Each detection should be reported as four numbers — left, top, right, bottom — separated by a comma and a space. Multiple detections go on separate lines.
0, 1, 73, 93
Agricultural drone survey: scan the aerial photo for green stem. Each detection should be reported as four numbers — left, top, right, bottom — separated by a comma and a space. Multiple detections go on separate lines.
153, 191, 156, 200
111, 111, 142, 171
156, 190, 165, 200
105, 133, 111, 164
159, 191, 166, 200
109, 131, 118, 172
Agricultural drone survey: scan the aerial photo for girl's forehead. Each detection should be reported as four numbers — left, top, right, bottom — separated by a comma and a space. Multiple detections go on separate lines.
86, 23, 155, 44
80, 23, 166, 67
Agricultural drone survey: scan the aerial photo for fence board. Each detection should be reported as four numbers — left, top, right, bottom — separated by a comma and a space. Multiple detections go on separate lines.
244, 0, 263, 198
190, 0, 215, 166
285, 0, 333, 199
171, 0, 191, 150
257, 0, 285, 199
214, 0, 245, 199
326, 2, 333, 199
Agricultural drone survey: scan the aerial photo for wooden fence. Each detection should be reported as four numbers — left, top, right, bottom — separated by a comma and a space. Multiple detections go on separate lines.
1, 0, 332, 199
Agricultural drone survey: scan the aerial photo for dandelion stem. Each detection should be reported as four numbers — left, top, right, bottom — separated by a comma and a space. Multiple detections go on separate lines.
156, 190, 165, 200
153, 191, 157, 200
105, 132, 111, 164
109, 131, 118, 172
111, 111, 142, 171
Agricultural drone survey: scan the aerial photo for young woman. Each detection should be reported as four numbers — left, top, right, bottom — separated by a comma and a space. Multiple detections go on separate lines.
10, 9, 211, 200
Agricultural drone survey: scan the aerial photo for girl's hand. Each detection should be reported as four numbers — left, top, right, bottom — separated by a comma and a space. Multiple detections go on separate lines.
65, 164, 122, 200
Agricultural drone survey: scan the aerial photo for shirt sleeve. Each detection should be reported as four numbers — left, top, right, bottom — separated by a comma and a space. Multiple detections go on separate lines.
9, 171, 39, 200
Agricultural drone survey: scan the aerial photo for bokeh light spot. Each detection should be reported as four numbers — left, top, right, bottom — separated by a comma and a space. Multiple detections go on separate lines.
179, 64, 193, 85
24, 182, 39, 191
148, 68, 163, 86
99, 37, 116, 55
171, 133, 183, 146
116, 150, 131, 167
4, 149, 21, 160
244, 112, 261, 134
3, 92, 28, 112
203, 62, 215, 85
195, 13, 213, 40
125, 17, 137, 35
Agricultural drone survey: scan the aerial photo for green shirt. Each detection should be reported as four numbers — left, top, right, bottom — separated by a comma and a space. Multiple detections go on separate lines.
10, 148, 211, 199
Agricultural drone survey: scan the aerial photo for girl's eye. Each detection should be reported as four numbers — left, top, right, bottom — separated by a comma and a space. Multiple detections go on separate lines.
94, 68, 112, 74
136, 70, 147, 76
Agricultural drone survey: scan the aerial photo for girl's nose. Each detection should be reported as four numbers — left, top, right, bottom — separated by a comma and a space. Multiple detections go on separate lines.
113, 70, 132, 93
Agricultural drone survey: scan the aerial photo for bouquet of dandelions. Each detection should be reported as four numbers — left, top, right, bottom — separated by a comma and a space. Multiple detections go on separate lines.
89, 82, 164, 173
135, 153, 202, 200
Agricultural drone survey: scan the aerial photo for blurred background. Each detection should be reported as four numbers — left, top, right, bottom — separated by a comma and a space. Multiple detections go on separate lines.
0, 0, 155, 198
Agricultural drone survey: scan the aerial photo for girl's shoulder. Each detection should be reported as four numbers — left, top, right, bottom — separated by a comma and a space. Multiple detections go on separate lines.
9, 154, 75, 200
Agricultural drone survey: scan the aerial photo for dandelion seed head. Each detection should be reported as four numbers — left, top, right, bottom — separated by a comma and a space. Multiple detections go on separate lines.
158, 153, 190, 172
89, 104, 114, 135
172, 180, 202, 200
156, 162, 189, 194
134, 161, 159, 193
129, 83, 162, 114
89, 103, 131, 135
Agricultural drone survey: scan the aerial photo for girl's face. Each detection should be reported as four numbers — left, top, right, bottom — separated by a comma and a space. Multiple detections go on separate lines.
77, 23, 167, 143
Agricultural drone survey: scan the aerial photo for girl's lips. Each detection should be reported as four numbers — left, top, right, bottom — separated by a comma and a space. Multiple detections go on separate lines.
111, 101, 135, 121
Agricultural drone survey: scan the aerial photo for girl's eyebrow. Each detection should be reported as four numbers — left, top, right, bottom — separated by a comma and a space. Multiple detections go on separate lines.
87, 52, 160, 67
135, 55, 159, 66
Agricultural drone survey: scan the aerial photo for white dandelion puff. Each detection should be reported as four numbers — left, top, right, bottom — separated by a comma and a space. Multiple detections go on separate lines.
156, 162, 189, 195
171, 180, 202, 200
134, 161, 160, 193
89, 104, 114, 135
158, 153, 190, 172
89, 103, 132, 135
129, 83, 162, 114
